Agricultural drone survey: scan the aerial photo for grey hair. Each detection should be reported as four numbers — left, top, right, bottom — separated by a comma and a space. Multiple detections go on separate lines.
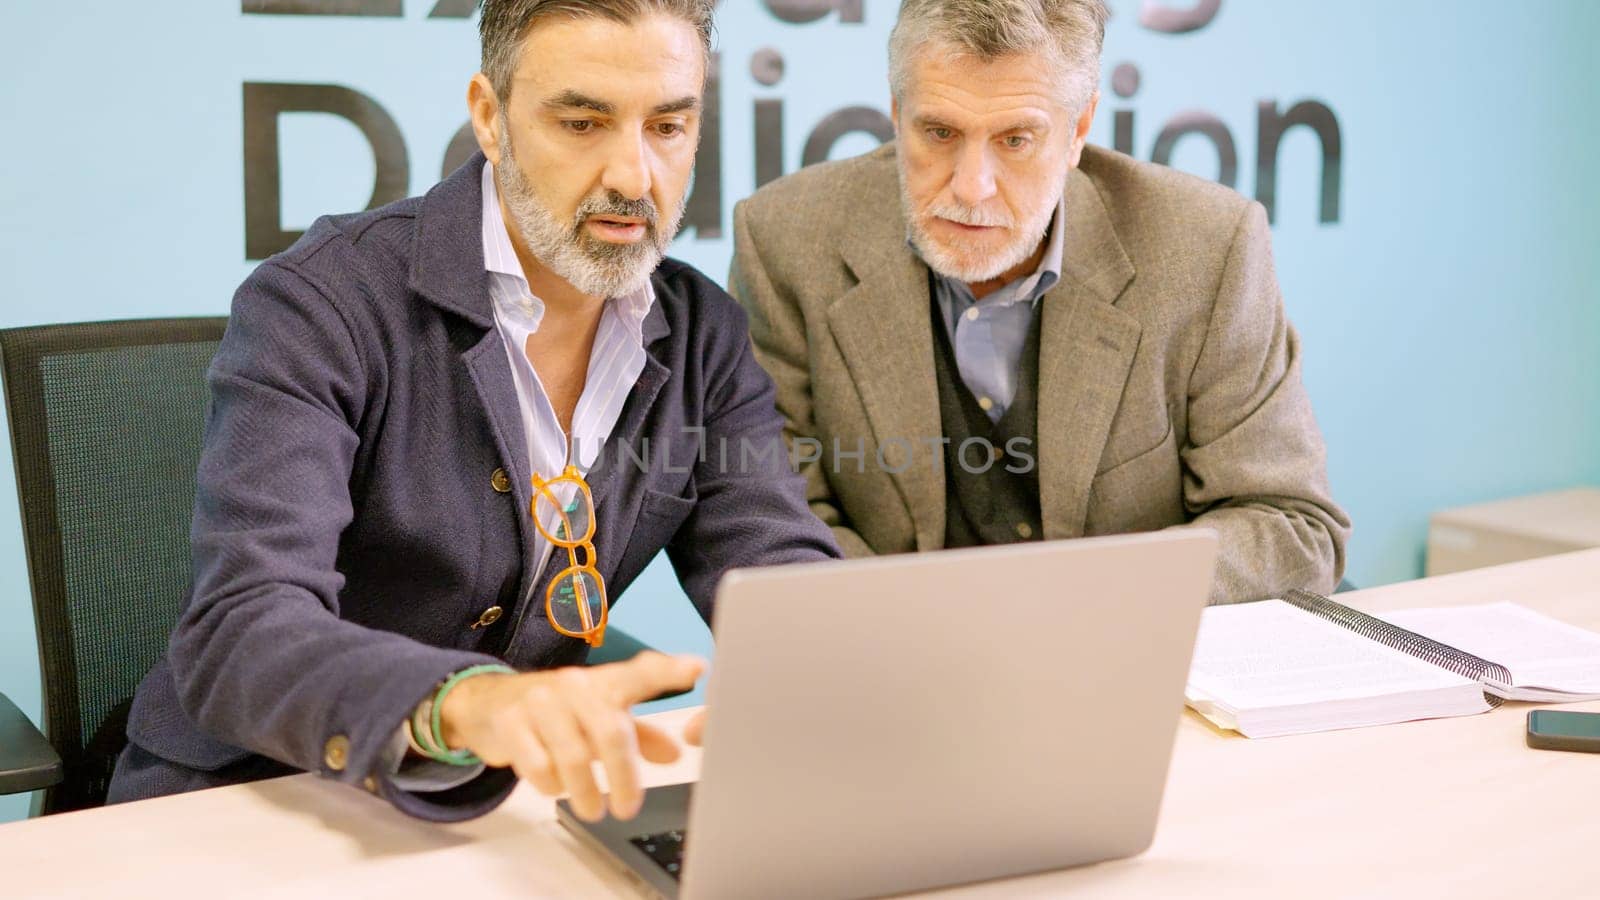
888, 0, 1109, 111
479, 0, 716, 101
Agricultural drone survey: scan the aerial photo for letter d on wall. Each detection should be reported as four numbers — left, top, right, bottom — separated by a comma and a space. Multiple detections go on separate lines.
243, 83, 409, 259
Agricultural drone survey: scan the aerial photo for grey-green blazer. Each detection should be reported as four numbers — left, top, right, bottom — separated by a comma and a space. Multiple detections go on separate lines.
729, 142, 1351, 603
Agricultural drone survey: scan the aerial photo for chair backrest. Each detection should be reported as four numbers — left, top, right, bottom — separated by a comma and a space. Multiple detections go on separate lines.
0, 318, 226, 814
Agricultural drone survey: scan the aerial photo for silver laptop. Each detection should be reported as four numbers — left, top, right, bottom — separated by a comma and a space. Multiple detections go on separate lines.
559, 530, 1218, 899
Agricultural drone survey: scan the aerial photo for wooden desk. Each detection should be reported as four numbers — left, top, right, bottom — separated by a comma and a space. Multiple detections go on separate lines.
5, 550, 1600, 898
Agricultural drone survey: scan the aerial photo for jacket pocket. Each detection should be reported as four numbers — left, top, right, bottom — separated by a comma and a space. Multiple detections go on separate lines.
1085, 423, 1183, 535
1093, 420, 1174, 480
609, 487, 698, 591
637, 487, 696, 528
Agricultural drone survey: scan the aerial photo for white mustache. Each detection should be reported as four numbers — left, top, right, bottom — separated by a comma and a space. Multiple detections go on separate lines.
927, 203, 1013, 228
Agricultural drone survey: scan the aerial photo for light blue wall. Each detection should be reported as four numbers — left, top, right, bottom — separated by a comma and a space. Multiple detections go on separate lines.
3, 1, 1597, 823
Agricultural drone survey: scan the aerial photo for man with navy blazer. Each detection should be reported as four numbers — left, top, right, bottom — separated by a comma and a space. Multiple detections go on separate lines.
109, 0, 837, 823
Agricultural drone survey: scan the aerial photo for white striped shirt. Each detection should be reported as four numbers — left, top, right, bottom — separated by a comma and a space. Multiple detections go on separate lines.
480, 162, 654, 577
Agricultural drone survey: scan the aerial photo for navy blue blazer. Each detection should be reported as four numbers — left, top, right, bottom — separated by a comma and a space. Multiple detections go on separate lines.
109, 154, 840, 820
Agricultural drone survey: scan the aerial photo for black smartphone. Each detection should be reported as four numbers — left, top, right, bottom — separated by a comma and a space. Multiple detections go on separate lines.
1526, 710, 1600, 753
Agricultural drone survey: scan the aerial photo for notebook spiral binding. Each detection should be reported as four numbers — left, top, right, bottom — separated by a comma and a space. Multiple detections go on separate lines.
1284, 589, 1513, 708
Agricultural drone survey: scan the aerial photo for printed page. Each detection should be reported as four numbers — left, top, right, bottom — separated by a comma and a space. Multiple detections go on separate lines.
1380, 602, 1600, 695
1188, 600, 1478, 709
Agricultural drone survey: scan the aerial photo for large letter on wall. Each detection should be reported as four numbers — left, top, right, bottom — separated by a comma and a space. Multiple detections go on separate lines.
1151, 112, 1238, 189
1256, 99, 1342, 224
243, 83, 410, 260
242, 0, 401, 15
681, 54, 724, 239
441, 123, 479, 180
801, 107, 893, 168
426, 0, 477, 17
763, 0, 864, 24
1139, 0, 1221, 33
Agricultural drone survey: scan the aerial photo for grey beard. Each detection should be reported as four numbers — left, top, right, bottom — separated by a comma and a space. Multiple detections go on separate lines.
898, 168, 1059, 285
495, 126, 685, 299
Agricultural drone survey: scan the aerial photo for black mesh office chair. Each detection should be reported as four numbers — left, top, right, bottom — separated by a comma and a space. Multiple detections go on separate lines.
0, 319, 225, 813
0, 317, 662, 816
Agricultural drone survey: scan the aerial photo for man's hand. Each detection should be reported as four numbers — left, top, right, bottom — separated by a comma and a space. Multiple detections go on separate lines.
437, 652, 704, 822
684, 708, 706, 746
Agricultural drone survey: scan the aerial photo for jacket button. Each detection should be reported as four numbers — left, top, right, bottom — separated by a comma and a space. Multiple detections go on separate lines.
1015, 522, 1034, 539
472, 605, 504, 629
324, 735, 350, 772
490, 468, 513, 493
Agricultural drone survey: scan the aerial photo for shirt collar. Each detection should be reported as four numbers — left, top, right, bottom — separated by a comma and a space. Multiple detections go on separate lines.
480, 162, 656, 334
1028, 197, 1067, 300
481, 162, 527, 285
991, 198, 1066, 308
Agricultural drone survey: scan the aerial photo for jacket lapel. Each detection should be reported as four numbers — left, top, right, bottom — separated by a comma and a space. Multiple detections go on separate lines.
407, 153, 542, 616
582, 302, 672, 582
1036, 168, 1140, 540
828, 221, 946, 551
461, 332, 537, 590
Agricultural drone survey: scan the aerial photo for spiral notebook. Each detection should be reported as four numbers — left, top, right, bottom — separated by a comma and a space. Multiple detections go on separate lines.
1185, 590, 1600, 738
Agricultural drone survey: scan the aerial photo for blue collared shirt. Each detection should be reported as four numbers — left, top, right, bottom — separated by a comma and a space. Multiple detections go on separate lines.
927, 199, 1066, 423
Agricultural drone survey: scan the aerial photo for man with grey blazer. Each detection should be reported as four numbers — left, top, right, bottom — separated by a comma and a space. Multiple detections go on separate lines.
730, 0, 1349, 603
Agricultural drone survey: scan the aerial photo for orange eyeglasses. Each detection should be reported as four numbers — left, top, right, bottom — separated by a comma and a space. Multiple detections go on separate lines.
530, 465, 608, 648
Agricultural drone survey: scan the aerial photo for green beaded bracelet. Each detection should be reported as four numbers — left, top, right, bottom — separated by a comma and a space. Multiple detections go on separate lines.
420, 663, 515, 766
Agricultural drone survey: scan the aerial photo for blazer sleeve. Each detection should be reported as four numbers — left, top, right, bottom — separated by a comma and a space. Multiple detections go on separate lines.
169, 259, 517, 821
728, 199, 876, 558
661, 286, 843, 621
1180, 201, 1353, 602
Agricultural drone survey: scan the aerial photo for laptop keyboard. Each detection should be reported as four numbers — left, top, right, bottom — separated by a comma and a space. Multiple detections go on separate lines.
630, 829, 687, 880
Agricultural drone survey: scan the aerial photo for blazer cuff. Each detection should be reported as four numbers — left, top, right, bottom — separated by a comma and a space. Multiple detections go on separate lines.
376, 764, 519, 823
379, 723, 488, 794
